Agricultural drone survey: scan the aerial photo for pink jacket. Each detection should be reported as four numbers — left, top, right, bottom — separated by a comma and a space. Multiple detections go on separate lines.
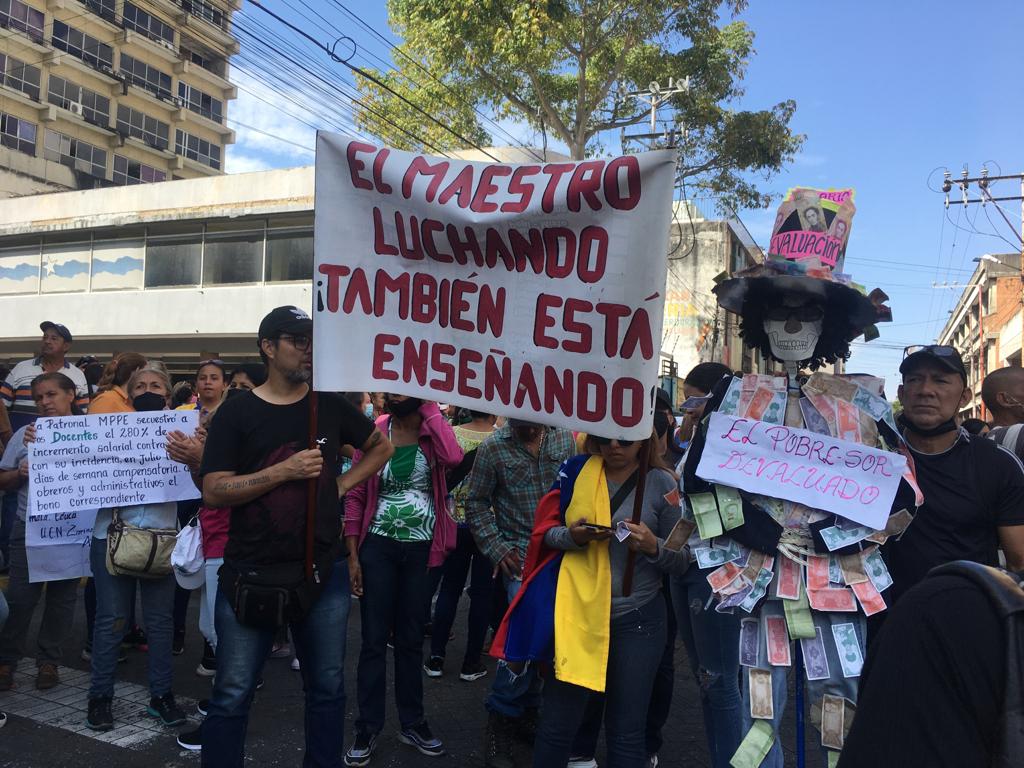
344, 402, 463, 567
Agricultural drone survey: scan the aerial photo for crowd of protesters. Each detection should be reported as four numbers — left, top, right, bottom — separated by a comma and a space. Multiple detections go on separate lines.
0, 314, 1022, 768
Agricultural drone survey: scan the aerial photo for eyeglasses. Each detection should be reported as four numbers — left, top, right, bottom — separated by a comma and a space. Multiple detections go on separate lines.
903, 344, 958, 359
279, 334, 312, 352
765, 305, 825, 322
592, 436, 635, 448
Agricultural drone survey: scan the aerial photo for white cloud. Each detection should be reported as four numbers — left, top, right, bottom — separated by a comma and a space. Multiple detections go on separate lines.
225, 69, 317, 173
794, 153, 827, 167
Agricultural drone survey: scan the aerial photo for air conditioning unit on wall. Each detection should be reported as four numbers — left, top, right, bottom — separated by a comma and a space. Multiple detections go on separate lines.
68, 101, 84, 116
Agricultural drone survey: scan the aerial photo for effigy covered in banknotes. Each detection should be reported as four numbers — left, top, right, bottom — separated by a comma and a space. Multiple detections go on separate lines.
679, 188, 919, 767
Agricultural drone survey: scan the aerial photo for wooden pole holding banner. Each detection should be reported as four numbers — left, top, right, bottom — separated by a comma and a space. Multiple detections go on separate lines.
620, 445, 651, 597
305, 384, 319, 582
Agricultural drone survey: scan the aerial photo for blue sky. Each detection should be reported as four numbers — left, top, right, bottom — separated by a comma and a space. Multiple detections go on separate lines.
225, 1, 1023, 398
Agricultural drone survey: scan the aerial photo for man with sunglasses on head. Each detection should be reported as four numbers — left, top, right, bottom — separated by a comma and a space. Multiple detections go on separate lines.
884, 345, 1024, 607
198, 306, 394, 768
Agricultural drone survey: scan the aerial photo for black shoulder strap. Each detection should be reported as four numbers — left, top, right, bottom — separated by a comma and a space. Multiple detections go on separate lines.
929, 561, 1024, 768
609, 470, 639, 515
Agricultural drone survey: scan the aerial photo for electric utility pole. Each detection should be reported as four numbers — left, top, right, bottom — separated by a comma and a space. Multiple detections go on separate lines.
939, 166, 1024, 369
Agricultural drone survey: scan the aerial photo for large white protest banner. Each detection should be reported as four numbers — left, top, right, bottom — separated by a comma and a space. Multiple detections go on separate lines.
313, 133, 676, 439
695, 412, 908, 529
27, 411, 200, 519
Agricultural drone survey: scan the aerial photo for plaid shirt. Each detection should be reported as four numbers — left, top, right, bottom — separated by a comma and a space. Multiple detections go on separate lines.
465, 425, 577, 565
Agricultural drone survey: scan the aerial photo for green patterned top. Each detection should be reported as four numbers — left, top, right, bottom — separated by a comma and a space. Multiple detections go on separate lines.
369, 443, 435, 541
450, 425, 494, 524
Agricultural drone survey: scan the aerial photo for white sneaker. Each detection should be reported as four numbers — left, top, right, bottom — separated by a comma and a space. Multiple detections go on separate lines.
291, 657, 300, 671
567, 758, 598, 768
648, 755, 659, 768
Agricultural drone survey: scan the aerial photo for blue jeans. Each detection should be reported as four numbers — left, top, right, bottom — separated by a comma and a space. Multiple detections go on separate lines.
570, 585, 677, 757
486, 575, 543, 717
740, 600, 863, 768
355, 533, 431, 733
0, 589, 8, 628
202, 558, 351, 768
88, 536, 175, 699
670, 567, 743, 768
533, 597, 667, 768
429, 526, 494, 664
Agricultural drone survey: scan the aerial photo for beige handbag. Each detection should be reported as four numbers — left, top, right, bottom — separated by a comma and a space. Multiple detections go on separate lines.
106, 508, 177, 579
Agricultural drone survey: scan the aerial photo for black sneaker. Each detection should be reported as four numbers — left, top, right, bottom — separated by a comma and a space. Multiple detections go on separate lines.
147, 693, 187, 726
196, 699, 209, 717
177, 726, 202, 751
196, 641, 216, 676
423, 656, 444, 678
86, 696, 114, 731
172, 629, 186, 656
344, 730, 378, 767
400, 720, 445, 757
459, 660, 488, 681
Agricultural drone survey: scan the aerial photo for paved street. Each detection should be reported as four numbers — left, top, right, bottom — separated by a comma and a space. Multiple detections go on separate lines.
0, 579, 812, 767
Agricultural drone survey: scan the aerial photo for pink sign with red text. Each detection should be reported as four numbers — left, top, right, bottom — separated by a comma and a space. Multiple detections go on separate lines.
695, 412, 907, 529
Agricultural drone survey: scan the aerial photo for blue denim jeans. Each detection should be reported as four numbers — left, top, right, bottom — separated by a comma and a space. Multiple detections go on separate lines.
570, 584, 678, 757
355, 533, 431, 733
486, 575, 543, 717
199, 557, 224, 651
670, 566, 743, 768
88, 536, 175, 699
532, 597, 667, 768
740, 600, 863, 768
202, 558, 351, 768
429, 526, 494, 664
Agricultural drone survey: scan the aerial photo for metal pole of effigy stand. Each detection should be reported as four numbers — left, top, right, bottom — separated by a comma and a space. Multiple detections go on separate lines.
794, 642, 806, 768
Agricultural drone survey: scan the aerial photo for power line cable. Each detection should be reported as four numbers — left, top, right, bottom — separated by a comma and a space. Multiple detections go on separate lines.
244, 0, 501, 161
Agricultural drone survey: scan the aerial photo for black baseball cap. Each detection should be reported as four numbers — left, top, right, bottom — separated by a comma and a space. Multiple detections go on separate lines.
257, 306, 312, 342
40, 321, 72, 342
899, 345, 968, 382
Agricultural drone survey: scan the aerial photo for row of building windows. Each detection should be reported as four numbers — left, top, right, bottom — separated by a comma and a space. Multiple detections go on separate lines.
4, 3, 227, 121
122, 1, 174, 46
0, 220, 313, 295
0, 105, 219, 181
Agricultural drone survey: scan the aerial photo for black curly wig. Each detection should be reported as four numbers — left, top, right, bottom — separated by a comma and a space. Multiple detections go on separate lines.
736, 280, 860, 370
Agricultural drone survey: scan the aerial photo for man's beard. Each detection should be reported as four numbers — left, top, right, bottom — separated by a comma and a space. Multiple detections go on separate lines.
284, 366, 311, 384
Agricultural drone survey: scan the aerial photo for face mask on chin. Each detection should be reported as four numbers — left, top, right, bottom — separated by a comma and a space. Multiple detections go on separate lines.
363, 403, 375, 420
132, 392, 166, 412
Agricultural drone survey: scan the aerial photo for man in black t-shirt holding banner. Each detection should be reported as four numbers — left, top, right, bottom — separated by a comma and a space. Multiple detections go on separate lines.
884, 345, 1024, 606
199, 306, 394, 768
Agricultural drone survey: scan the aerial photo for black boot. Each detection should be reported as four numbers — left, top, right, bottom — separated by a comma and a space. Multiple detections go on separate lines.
484, 711, 516, 768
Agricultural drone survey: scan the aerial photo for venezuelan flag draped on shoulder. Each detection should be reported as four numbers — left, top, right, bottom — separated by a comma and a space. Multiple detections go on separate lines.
489, 453, 613, 692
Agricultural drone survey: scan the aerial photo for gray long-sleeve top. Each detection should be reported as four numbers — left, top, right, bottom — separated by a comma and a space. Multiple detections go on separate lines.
545, 467, 689, 618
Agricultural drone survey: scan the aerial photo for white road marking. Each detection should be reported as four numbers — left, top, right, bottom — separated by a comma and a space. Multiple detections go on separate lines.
0, 660, 197, 750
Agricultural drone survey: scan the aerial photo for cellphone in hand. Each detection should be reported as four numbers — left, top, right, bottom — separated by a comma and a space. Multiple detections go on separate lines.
578, 522, 614, 532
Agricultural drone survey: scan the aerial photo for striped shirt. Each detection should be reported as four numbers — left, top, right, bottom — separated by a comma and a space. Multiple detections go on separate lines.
988, 423, 1024, 464
0, 358, 89, 427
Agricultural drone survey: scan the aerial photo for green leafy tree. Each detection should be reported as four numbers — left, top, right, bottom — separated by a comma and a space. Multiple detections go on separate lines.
354, 0, 803, 211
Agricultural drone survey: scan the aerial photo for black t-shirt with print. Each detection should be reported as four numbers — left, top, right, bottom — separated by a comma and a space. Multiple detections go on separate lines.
883, 432, 1024, 604
200, 390, 374, 568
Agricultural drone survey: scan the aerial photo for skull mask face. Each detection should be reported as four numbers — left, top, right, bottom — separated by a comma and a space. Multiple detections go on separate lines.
763, 295, 824, 362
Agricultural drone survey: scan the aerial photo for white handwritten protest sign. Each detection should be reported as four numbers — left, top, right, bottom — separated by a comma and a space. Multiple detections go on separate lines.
695, 412, 907, 529
313, 133, 676, 439
27, 411, 200, 519
26, 508, 95, 547
26, 542, 91, 583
